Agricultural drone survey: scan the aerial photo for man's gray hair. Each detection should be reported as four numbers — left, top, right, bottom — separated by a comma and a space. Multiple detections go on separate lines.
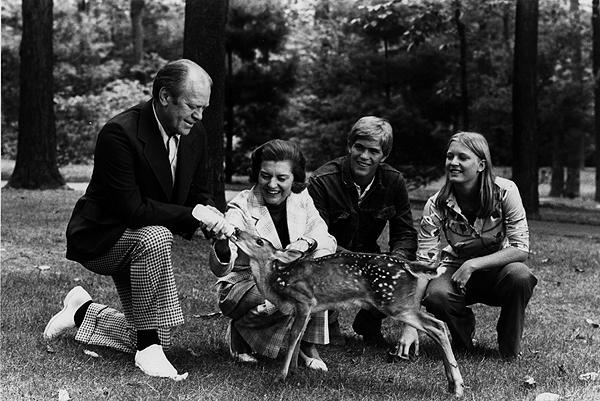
152, 59, 212, 100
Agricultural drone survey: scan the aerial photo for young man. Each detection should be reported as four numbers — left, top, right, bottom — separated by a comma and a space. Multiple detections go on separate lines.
43, 59, 232, 379
307, 116, 417, 346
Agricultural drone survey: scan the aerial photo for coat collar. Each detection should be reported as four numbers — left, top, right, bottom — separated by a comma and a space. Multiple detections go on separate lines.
246, 186, 306, 249
137, 100, 172, 198
136, 99, 198, 201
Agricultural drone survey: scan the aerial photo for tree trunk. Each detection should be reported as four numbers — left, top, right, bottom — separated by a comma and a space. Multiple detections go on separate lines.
7, 0, 65, 190
549, 140, 565, 197
130, 0, 145, 65
454, 0, 469, 130
384, 38, 390, 104
512, 0, 539, 217
502, 3, 513, 84
183, 0, 228, 210
225, 47, 234, 184
593, 0, 600, 202
565, 0, 583, 198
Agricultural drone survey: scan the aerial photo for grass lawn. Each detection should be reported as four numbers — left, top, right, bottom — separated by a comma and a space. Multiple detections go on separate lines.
1, 189, 599, 401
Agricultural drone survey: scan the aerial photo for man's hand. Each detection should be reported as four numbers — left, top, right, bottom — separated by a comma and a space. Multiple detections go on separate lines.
397, 324, 419, 359
192, 205, 235, 239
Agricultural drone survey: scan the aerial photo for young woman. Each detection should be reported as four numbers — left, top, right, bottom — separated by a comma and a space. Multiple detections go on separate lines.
209, 139, 337, 370
397, 132, 537, 360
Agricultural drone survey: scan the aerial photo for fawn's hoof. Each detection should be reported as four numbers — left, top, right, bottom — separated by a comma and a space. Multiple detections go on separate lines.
450, 381, 464, 398
387, 346, 410, 363
275, 372, 288, 383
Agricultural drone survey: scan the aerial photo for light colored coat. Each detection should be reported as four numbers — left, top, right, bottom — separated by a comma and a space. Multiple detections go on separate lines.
209, 186, 337, 359
211, 186, 337, 278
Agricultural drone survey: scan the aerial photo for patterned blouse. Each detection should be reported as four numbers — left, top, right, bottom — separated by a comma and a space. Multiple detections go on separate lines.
417, 177, 529, 268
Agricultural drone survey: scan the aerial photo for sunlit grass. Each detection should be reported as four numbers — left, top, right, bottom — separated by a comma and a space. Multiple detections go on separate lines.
1, 189, 599, 400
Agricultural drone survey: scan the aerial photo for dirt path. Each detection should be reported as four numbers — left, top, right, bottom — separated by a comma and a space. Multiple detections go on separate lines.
4, 181, 598, 239
528, 219, 600, 239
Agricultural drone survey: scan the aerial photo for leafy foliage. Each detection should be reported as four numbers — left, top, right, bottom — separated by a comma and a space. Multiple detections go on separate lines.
225, 0, 297, 176
1, 0, 176, 162
0, 0, 596, 189
55, 79, 151, 166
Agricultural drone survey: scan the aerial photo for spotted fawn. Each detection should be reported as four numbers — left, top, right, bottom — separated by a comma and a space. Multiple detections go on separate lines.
230, 229, 464, 397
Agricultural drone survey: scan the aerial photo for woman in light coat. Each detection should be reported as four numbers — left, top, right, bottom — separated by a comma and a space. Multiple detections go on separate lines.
210, 139, 337, 370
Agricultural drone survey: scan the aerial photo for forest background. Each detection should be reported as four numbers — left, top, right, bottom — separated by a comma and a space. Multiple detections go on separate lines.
2, 0, 599, 211
2, 2, 600, 400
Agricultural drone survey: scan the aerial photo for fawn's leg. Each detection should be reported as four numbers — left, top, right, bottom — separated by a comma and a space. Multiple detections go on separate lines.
406, 311, 464, 397
277, 302, 312, 382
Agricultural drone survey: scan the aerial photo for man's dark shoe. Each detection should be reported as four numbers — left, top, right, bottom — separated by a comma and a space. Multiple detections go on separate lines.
352, 309, 389, 347
360, 331, 389, 348
450, 327, 476, 355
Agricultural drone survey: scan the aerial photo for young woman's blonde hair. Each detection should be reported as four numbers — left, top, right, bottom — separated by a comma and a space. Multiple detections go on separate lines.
435, 132, 498, 217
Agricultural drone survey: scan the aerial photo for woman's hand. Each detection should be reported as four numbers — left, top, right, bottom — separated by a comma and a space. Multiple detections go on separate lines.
256, 299, 278, 315
451, 261, 477, 292
213, 238, 231, 262
398, 324, 419, 359
286, 238, 315, 253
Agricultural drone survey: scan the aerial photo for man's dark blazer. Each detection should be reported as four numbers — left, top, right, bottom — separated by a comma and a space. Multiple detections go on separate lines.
66, 100, 213, 263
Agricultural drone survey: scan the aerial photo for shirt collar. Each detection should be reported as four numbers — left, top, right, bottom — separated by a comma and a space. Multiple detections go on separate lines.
354, 177, 375, 201
341, 155, 384, 193
445, 191, 461, 214
152, 101, 179, 145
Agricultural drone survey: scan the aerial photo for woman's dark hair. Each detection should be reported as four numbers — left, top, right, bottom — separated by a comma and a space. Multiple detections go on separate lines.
249, 139, 307, 193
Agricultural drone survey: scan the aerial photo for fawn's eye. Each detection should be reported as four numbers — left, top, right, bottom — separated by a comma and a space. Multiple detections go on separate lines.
256, 239, 264, 246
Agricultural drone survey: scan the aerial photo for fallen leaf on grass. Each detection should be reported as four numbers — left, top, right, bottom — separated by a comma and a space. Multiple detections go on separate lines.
568, 327, 586, 341
585, 318, 599, 328
578, 372, 599, 382
37, 265, 51, 271
46, 344, 56, 353
534, 393, 560, 401
83, 349, 100, 358
187, 348, 200, 357
540, 258, 549, 263
523, 375, 536, 388
58, 389, 71, 401
574, 267, 585, 273
191, 311, 222, 319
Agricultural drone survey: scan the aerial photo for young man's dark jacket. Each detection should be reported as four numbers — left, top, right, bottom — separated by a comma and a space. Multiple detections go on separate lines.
307, 155, 417, 259
66, 100, 213, 263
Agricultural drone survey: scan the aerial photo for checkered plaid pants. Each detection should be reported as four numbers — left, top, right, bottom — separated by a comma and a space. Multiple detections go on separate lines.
219, 273, 329, 359
74, 226, 184, 353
